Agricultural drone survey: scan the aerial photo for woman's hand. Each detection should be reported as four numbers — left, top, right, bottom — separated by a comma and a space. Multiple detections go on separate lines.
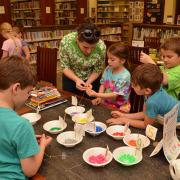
106, 118, 125, 125
92, 97, 102, 105
111, 111, 124, 118
75, 79, 86, 91
86, 88, 97, 97
84, 82, 93, 89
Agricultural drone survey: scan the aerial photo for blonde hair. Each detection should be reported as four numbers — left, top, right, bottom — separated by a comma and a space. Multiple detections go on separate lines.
12, 26, 21, 37
0, 22, 12, 33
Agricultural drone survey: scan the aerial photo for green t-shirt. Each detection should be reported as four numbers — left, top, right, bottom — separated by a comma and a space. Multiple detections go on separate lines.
0, 107, 40, 180
59, 32, 106, 80
161, 65, 180, 99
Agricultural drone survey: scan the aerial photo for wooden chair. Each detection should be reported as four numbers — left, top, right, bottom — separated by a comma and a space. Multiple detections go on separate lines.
37, 46, 58, 86
128, 46, 149, 72
144, 37, 161, 49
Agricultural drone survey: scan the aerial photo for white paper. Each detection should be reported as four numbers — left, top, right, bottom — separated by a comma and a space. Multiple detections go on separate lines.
86, 109, 93, 119
46, 7, 51, 14
80, 8, 84, 14
132, 40, 144, 47
146, 124, 158, 141
59, 115, 66, 128
74, 123, 85, 138
150, 139, 163, 157
72, 96, 78, 106
163, 104, 180, 163
0, 6, 5, 14
86, 122, 96, 132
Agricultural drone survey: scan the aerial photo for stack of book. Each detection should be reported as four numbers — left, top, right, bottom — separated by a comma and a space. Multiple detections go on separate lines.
26, 87, 67, 111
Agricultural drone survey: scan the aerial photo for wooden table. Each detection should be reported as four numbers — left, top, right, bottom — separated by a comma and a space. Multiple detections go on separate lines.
22, 92, 174, 180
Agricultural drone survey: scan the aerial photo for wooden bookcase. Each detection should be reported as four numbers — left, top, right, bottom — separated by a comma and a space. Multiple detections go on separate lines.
96, 0, 129, 24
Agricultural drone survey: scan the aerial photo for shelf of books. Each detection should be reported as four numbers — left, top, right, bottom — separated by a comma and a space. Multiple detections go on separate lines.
132, 23, 180, 43
10, 0, 41, 26
97, 0, 129, 24
55, 0, 77, 25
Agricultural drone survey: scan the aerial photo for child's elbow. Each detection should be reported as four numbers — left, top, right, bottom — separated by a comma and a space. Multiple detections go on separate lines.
23, 169, 38, 177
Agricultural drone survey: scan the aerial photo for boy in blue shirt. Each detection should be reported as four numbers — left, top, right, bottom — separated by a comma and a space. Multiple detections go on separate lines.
0, 56, 52, 179
106, 64, 180, 129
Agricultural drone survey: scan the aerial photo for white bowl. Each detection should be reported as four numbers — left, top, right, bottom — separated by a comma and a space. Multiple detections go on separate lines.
85, 121, 107, 136
21, 113, 41, 125
56, 131, 83, 147
113, 146, 142, 166
65, 106, 85, 116
83, 147, 113, 167
43, 120, 67, 134
106, 125, 131, 140
123, 133, 150, 148
72, 113, 94, 124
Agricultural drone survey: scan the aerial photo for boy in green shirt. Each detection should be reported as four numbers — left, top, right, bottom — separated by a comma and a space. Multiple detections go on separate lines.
0, 56, 52, 179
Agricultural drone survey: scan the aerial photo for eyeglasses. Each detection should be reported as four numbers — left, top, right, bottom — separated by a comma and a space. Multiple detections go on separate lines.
81, 29, 101, 40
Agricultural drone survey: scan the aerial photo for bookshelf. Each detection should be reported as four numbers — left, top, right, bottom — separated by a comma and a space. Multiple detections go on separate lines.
97, 0, 129, 24
144, 0, 165, 24
132, 23, 180, 43
10, 0, 41, 26
55, 0, 77, 25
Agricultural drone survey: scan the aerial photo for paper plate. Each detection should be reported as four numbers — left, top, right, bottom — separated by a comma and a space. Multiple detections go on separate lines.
113, 146, 142, 166
56, 131, 83, 147
72, 113, 94, 124
123, 133, 150, 148
65, 106, 85, 116
43, 120, 67, 134
106, 125, 131, 140
85, 121, 107, 136
21, 113, 41, 125
83, 147, 113, 167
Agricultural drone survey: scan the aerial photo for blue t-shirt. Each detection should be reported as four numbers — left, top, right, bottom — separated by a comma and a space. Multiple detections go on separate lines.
145, 88, 180, 122
0, 107, 40, 179
100, 66, 131, 108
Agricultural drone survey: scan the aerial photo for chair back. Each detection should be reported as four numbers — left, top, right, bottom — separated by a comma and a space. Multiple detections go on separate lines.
37, 46, 57, 86
144, 37, 161, 49
128, 46, 149, 72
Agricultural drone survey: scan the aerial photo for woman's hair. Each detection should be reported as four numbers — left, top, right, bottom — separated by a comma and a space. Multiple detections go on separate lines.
132, 64, 163, 93
0, 22, 12, 33
161, 37, 180, 56
77, 18, 101, 44
0, 56, 36, 90
107, 42, 129, 59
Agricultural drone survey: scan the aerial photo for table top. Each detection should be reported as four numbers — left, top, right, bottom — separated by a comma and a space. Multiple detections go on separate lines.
25, 93, 175, 180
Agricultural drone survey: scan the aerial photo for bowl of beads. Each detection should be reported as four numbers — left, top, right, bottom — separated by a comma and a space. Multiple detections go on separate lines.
85, 121, 107, 136
72, 113, 94, 124
43, 120, 67, 134
21, 113, 41, 125
106, 125, 131, 140
113, 146, 142, 166
65, 106, 85, 116
123, 133, 150, 149
56, 131, 83, 147
83, 147, 113, 167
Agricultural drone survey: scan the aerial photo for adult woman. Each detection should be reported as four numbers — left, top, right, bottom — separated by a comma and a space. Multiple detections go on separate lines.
59, 19, 106, 96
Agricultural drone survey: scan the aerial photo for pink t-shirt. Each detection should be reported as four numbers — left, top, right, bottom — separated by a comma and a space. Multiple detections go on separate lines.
2, 38, 23, 57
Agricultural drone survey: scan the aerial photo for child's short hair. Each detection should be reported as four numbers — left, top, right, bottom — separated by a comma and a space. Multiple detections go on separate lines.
161, 37, 180, 56
12, 26, 21, 36
132, 64, 163, 93
0, 56, 36, 90
0, 22, 12, 33
107, 42, 129, 60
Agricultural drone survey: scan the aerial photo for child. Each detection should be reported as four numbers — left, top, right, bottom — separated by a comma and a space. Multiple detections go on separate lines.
0, 56, 52, 179
86, 42, 131, 112
140, 37, 180, 100
106, 64, 180, 129
0, 22, 23, 59
12, 26, 30, 62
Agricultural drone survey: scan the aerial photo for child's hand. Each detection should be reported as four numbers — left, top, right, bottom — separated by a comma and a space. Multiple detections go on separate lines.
86, 88, 97, 97
111, 111, 124, 118
106, 118, 124, 125
92, 97, 102, 105
140, 51, 155, 64
38, 134, 52, 148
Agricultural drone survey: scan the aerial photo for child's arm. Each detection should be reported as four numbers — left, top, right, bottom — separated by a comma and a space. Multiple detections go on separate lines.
111, 111, 144, 120
22, 46, 30, 62
1, 50, 8, 59
106, 113, 155, 129
20, 134, 52, 177
140, 51, 156, 64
